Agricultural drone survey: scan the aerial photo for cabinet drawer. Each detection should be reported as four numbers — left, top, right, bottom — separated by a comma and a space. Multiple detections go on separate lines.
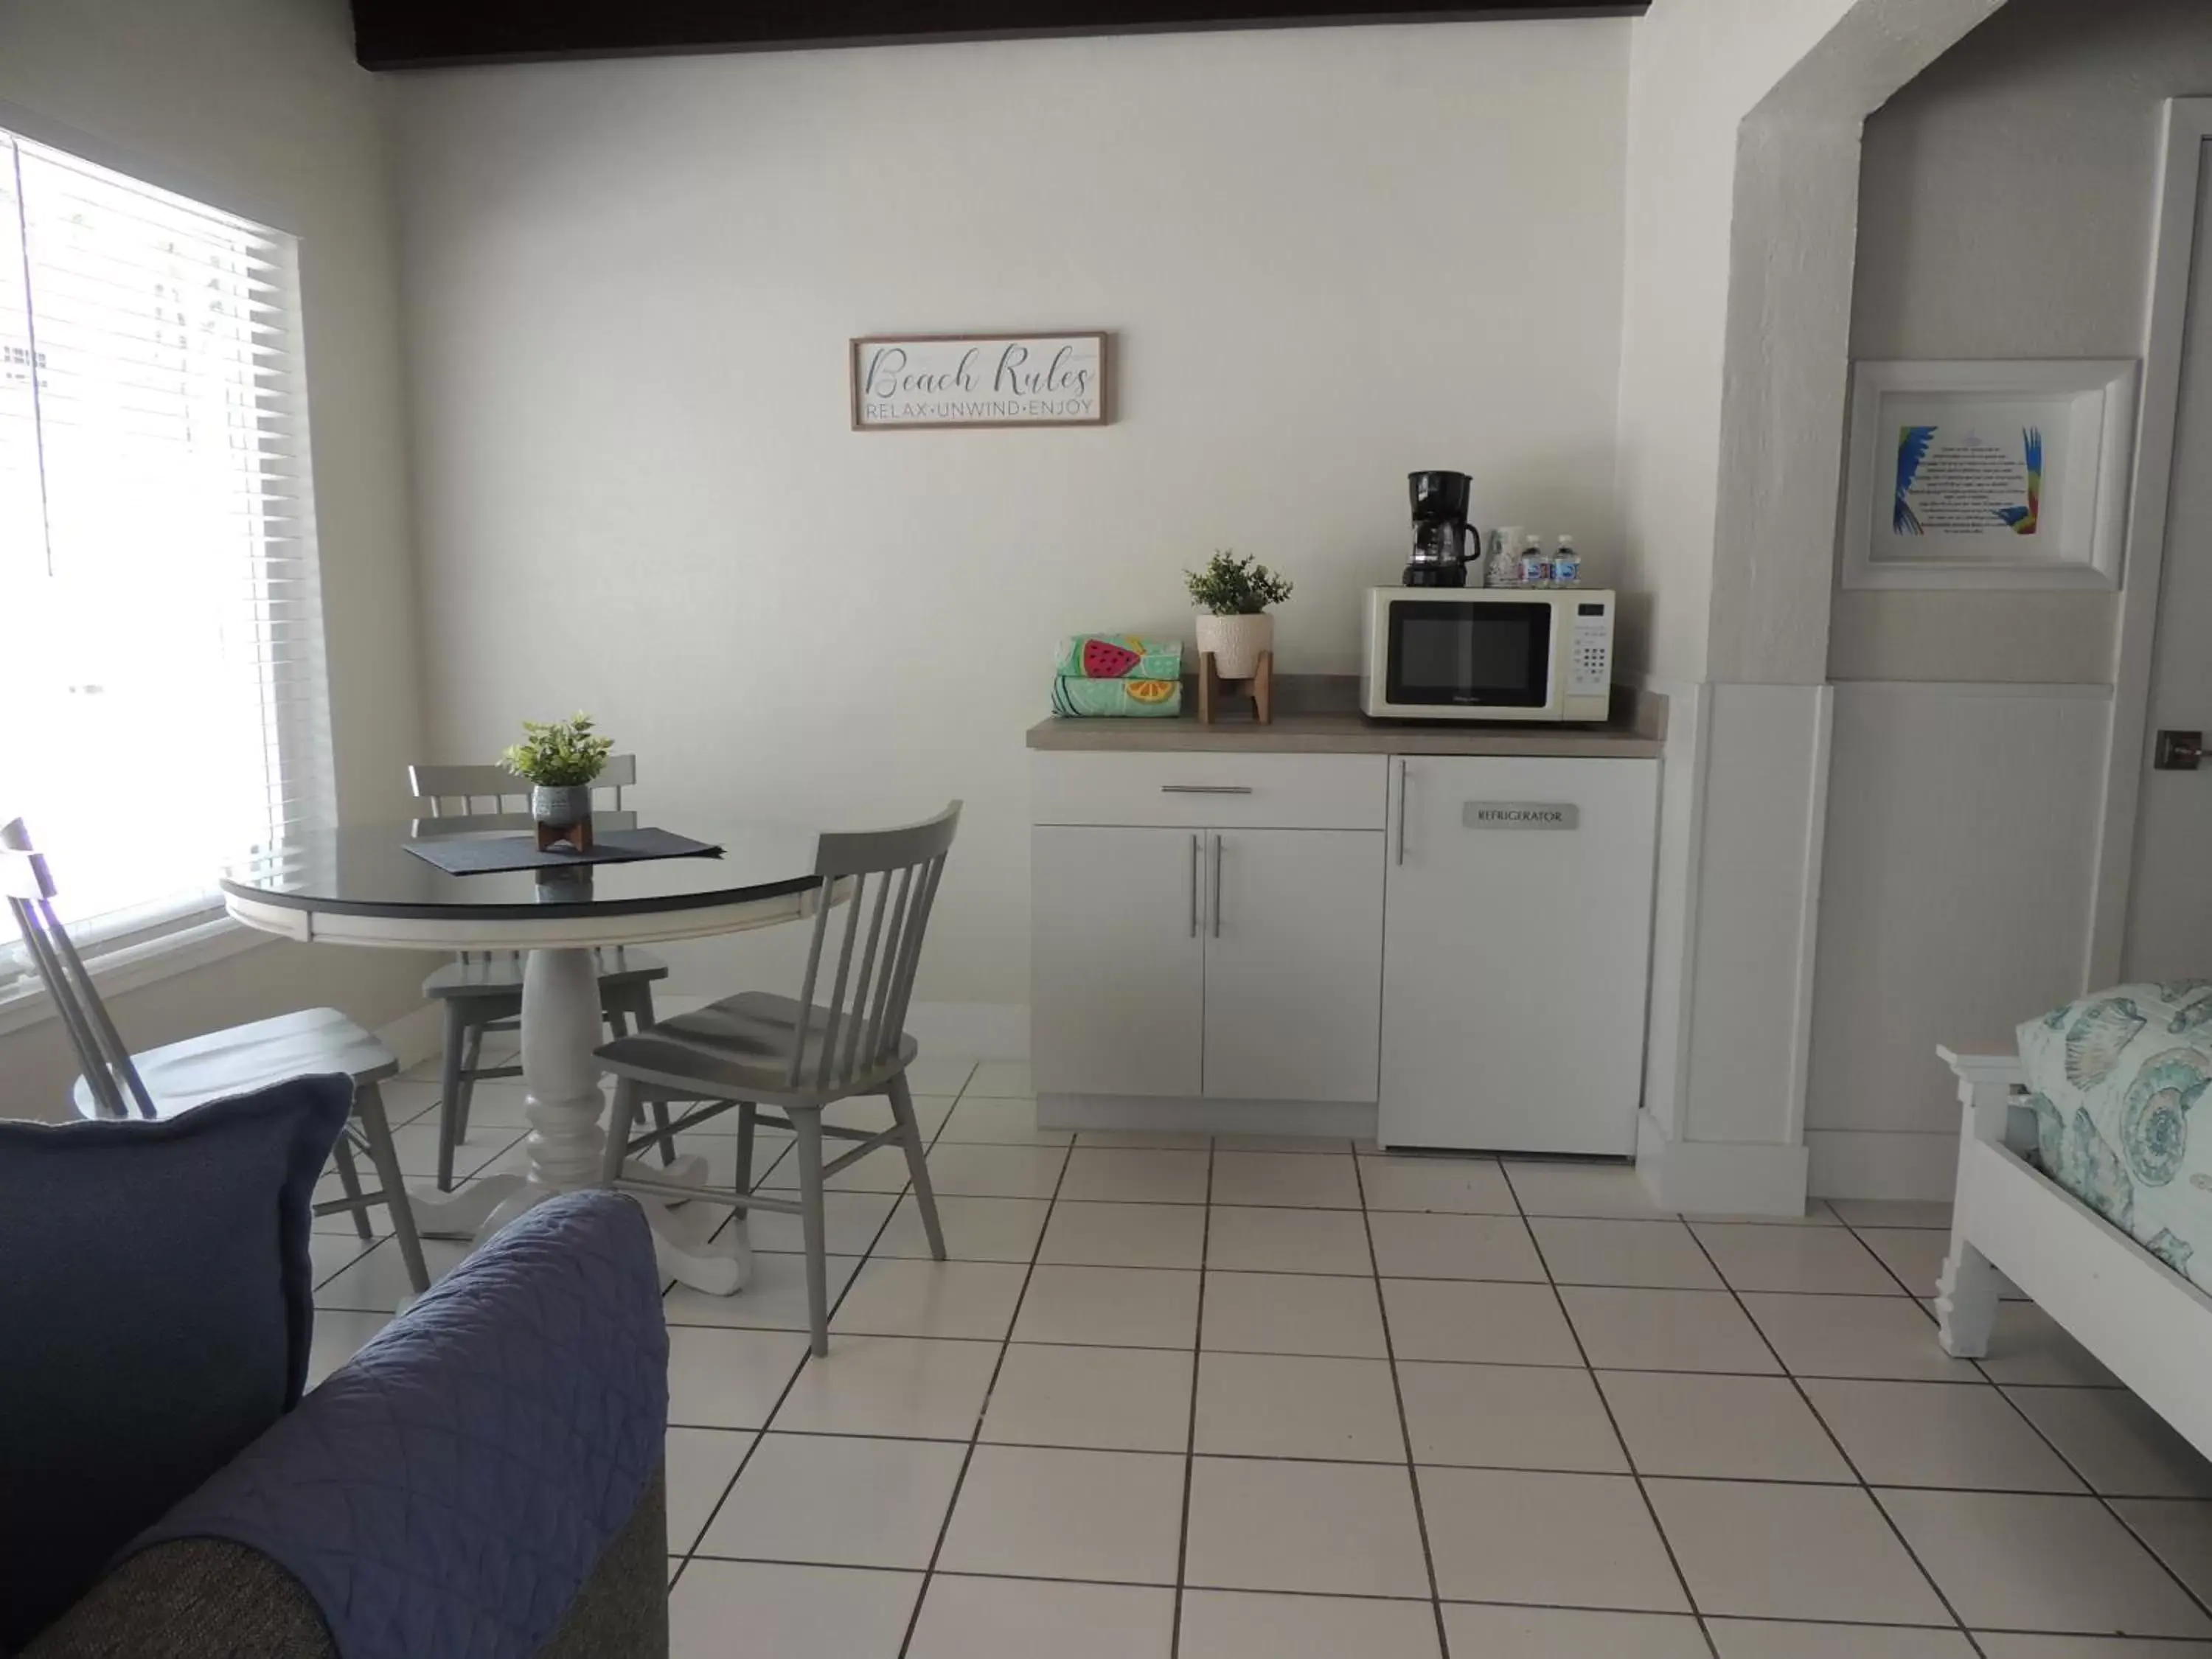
1032, 751, 1387, 830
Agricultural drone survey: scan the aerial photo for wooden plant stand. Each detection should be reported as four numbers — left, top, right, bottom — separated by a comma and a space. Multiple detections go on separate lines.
1199, 650, 1273, 725
536, 815, 596, 853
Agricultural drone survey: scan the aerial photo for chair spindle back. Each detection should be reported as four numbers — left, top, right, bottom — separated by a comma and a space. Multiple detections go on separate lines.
408, 754, 639, 837
787, 803, 962, 1094
0, 818, 157, 1120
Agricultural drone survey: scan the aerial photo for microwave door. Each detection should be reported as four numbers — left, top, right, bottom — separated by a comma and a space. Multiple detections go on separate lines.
1386, 601, 1551, 708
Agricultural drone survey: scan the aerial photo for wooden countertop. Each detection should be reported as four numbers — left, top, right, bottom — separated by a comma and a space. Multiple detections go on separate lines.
1026, 681, 1667, 759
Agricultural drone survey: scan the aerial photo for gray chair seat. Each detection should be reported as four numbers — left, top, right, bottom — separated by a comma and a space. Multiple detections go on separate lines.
599, 991, 919, 1104
68, 1007, 398, 1122
420, 947, 669, 1002
7, 817, 429, 1297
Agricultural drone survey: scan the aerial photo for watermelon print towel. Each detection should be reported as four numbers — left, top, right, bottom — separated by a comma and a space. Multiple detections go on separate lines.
1051, 675, 1183, 717
1054, 635, 1183, 681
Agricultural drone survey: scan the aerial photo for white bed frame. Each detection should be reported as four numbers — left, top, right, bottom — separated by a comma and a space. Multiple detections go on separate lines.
1936, 1046, 2212, 1461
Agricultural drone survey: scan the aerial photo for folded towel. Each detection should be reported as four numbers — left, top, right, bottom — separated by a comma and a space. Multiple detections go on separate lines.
1051, 675, 1183, 717
1054, 635, 1184, 680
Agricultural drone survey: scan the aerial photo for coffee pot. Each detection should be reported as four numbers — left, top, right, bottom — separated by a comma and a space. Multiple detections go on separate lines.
1405, 469, 1478, 588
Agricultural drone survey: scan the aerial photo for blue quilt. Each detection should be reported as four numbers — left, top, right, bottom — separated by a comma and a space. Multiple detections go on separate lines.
128, 1190, 668, 1659
2017, 981, 2212, 1293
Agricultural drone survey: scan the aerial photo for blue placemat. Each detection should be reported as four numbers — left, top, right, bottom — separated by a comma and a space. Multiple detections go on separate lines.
403, 827, 723, 876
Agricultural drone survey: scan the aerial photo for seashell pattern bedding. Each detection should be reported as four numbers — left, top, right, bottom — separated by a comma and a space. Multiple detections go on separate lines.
2017, 982, 2212, 1293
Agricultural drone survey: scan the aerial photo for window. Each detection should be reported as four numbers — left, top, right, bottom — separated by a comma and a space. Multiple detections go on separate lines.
0, 128, 332, 987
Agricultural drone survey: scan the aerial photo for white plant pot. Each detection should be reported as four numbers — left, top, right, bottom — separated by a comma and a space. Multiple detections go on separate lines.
1196, 612, 1273, 680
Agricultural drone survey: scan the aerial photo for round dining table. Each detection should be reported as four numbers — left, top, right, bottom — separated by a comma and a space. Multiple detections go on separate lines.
220, 821, 827, 1293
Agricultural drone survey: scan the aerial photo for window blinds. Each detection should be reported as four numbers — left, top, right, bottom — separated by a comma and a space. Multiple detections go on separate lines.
0, 128, 333, 977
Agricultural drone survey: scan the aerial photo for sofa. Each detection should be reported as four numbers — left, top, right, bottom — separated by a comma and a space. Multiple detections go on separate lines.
3, 1089, 669, 1659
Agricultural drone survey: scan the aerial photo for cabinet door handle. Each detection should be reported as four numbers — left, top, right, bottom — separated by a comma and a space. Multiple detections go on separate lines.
1395, 762, 1410, 866
1210, 833, 1223, 938
1160, 784, 1253, 795
1189, 832, 1200, 938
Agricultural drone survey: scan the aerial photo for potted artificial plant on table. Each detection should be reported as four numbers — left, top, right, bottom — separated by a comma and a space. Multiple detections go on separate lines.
503, 713, 615, 852
1186, 549, 1293, 681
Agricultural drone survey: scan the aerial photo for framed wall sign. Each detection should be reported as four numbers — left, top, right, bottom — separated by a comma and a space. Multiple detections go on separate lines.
849, 332, 1109, 430
1840, 358, 2138, 590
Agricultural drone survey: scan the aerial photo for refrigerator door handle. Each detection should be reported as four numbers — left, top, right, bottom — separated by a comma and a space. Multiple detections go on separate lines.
1395, 762, 1410, 866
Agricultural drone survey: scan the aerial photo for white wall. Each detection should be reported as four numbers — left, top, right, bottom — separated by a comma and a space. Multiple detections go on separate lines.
1611, 0, 1871, 684
1615, 0, 1997, 1214
1803, 0, 2212, 1194
1806, 684, 2109, 1197
389, 21, 1632, 1010
1830, 0, 2212, 685
0, 0, 433, 1114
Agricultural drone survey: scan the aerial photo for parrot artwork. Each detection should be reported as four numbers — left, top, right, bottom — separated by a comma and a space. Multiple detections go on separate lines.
1992, 425, 2042, 534
1893, 425, 1935, 535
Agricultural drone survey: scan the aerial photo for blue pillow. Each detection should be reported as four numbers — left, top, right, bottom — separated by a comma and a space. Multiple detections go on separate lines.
0, 1071, 351, 1649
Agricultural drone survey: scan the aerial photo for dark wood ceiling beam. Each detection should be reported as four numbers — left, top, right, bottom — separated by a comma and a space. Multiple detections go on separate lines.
351, 2, 1645, 71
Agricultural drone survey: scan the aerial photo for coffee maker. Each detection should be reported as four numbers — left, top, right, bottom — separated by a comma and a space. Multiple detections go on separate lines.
1405, 469, 1478, 588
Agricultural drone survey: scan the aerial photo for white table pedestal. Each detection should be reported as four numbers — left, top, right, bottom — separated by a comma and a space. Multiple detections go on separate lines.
406, 944, 752, 1293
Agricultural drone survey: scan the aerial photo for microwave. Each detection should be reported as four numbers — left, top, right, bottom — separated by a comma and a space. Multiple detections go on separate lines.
1360, 586, 1615, 722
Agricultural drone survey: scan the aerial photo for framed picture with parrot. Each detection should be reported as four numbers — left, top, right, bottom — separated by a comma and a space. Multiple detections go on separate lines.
1840, 358, 2138, 589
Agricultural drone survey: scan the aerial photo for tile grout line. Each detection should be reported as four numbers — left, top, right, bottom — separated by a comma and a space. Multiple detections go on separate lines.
891, 1085, 1071, 1659
599, 1096, 2212, 1649
1678, 1219, 1989, 1658
1515, 1182, 1721, 1659
1834, 1212, 2212, 1633
670, 1144, 911, 1585
644, 1421, 2207, 1500
1352, 1154, 1457, 1659
672, 1060, 976, 1593
1840, 1204, 2212, 1627
675, 1552, 2033, 1627
307, 1126, 533, 1304
1166, 1138, 1215, 1659
655, 1159, 2177, 1557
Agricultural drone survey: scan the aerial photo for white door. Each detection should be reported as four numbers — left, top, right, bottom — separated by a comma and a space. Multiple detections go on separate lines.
1380, 755, 1658, 1154
1202, 829, 1385, 1102
1031, 826, 1204, 1096
2127, 130, 2212, 981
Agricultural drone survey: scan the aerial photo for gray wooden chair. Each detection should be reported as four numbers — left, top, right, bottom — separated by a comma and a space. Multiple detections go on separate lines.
409, 756, 676, 1189
594, 803, 961, 1354
1, 818, 430, 1293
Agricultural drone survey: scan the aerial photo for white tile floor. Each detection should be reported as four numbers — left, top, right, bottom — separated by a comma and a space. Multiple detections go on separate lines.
310, 1051, 2212, 1658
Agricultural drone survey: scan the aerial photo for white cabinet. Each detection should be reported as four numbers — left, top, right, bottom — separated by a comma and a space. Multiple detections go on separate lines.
1031, 826, 1204, 1098
1030, 808, 1386, 1102
1029, 746, 1660, 1147
1379, 755, 1658, 1155
1203, 830, 1384, 1102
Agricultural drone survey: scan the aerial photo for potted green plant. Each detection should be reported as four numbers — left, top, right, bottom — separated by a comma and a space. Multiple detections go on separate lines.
1185, 550, 1293, 680
502, 713, 616, 852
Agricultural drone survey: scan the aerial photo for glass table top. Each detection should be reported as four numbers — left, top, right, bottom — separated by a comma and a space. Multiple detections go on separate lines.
220, 821, 824, 920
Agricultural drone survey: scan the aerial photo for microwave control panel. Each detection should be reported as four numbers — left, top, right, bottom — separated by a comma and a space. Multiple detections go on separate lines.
1569, 601, 1613, 697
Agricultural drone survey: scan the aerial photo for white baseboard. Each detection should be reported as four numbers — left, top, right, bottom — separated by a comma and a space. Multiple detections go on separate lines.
375, 1002, 447, 1072
1636, 1109, 1812, 1216
1038, 1093, 1377, 1139
1806, 1127, 1959, 1201
908, 1001, 1029, 1060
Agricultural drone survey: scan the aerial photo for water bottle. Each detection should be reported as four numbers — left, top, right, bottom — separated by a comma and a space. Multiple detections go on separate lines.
1520, 532, 1550, 588
1552, 535, 1582, 587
